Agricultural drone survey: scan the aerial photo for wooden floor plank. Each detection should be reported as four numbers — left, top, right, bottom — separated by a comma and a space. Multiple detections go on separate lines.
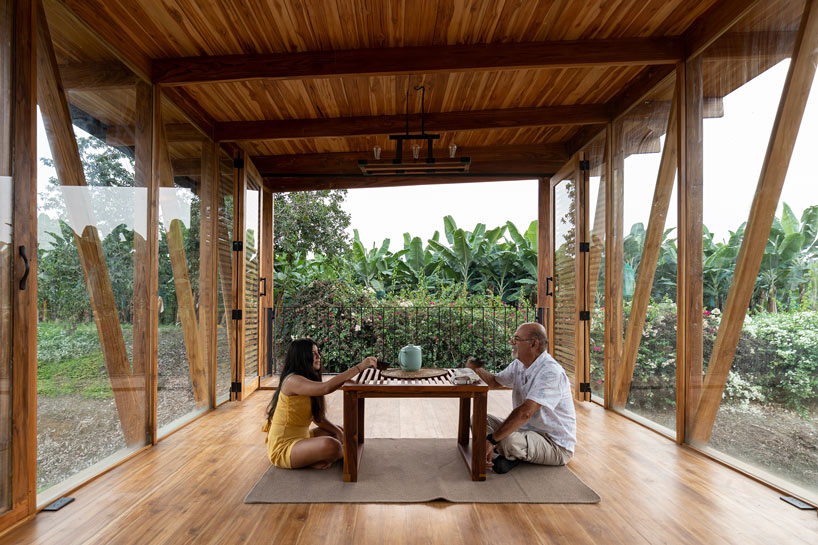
3, 388, 817, 545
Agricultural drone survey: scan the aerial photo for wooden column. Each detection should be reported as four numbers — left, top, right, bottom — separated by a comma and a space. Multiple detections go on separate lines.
689, 0, 818, 444
132, 80, 155, 442
537, 178, 552, 348
603, 124, 614, 407
260, 187, 273, 377
200, 140, 218, 406
232, 151, 247, 401
577, 152, 590, 402
36, 2, 144, 446
612, 90, 678, 408
683, 55, 704, 434
608, 122, 625, 406
156, 116, 208, 408
675, 62, 688, 444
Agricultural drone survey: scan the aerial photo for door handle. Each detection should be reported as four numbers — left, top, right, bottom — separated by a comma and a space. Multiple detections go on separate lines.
19, 246, 30, 290
259, 277, 267, 297
545, 276, 553, 296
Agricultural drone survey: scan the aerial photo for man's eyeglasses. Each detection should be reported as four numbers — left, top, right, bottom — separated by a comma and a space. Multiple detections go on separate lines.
510, 336, 536, 344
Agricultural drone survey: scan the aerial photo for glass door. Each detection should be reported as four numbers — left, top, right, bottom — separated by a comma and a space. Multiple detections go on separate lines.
550, 155, 590, 400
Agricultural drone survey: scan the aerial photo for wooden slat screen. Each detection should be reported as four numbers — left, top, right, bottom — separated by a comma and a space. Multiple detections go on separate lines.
243, 172, 262, 381
553, 177, 577, 381
216, 156, 235, 397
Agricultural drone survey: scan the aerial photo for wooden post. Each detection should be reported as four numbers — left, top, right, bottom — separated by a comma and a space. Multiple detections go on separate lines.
608, 122, 625, 406
537, 177, 551, 347
603, 124, 614, 407
683, 55, 704, 434
577, 152, 590, 402
675, 62, 688, 444
132, 80, 155, 442
37, 1, 144, 446
260, 187, 273, 377
156, 116, 208, 408
612, 90, 678, 408
689, 0, 818, 444
200, 139, 218, 407
232, 150, 247, 401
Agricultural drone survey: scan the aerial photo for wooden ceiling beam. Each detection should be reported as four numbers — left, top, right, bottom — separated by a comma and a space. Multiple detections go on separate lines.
107, 123, 208, 147
215, 104, 610, 142
161, 87, 216, 140
59, 62, 138, 90
684, 0, 763, 59
152, 37, 684, 85
251, 144, 568, 178
262, 175, 544, 193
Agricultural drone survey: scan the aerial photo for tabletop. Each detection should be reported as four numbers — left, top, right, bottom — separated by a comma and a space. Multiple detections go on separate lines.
342, 368, 488, 393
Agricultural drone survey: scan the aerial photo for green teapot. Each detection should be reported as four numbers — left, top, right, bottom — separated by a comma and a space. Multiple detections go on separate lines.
398, 344, 422, 372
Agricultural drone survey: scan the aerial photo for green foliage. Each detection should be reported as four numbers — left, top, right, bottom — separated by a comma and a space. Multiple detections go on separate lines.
37, 322, 122, 399
275, 282, 535, 373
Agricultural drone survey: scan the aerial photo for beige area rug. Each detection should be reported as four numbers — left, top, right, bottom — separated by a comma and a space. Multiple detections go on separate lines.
244, 438, 600, 503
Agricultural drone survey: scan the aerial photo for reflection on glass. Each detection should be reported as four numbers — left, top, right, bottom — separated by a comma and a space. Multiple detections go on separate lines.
244, 185, 260, 381
157, 178, 206, 432
36, 121, 146, 497
216, 154, 234, 400
553, 179, 576, 381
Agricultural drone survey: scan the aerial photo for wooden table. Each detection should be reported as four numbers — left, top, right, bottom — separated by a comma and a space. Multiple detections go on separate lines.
341, 368, 489, 482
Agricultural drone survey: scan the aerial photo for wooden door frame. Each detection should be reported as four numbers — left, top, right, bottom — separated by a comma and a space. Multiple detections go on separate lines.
0, 0, 36, 533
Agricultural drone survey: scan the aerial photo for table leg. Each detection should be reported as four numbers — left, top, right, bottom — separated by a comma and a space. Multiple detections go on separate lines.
471, 392, 488, 481
357, 396, 365, 445
457, 397, 470, 446
343, 390, 359, 482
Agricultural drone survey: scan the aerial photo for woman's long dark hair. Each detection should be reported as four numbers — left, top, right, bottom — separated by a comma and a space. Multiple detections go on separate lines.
265, 338, 326, 425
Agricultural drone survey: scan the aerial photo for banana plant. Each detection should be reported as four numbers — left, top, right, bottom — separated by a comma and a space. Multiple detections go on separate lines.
427, 216, 505, 290
393, 232, 439, 287
350, 229, 392, 292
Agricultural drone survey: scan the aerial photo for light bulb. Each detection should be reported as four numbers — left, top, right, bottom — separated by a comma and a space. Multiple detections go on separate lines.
373, 146, 381, 160
412, 144, 420, 160
449, 144, 457, 158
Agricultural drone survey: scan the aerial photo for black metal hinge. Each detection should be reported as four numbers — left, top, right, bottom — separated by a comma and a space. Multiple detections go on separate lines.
230, 382, 242, 393
233, 157, 244, 169
232, 309, 242, 320
579, 241, 590, 252
579, 310, 590, 321
232, 240, 243, 251
579, 382, 591, 393
579, 159, 589, 171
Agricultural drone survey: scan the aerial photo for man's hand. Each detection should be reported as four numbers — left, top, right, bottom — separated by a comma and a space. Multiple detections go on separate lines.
485, 442, 495, 468
466, 356, 486, 369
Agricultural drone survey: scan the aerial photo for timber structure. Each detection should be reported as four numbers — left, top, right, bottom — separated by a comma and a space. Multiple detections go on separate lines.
1, 0, 817, 541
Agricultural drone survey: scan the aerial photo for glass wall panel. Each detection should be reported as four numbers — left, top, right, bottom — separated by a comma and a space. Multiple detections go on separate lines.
244, 177, 261, 383
696, 0, 817, 501
216, 150, 233, 402
587, 134, 607, 401
36, 0, 148, 499
157, 98, 208, 433
0, 0, 12, 515
614, 75, 677, 433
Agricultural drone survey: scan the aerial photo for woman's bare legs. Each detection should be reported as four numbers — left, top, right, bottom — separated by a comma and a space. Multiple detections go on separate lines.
288, 428, 343, 469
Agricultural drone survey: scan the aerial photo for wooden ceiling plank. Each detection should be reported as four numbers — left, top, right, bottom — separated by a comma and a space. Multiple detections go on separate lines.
151, 37, 685, 85
215, 103, 610, 142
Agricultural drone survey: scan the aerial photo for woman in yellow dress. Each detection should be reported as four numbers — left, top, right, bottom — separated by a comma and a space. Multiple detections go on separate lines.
263, 338, 376, 469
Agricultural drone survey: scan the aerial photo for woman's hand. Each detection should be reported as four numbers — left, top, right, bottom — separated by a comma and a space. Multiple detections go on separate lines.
358, 356, 377, 370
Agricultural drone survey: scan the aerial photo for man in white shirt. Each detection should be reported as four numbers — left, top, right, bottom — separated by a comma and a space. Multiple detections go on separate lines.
466, 322, 576, 473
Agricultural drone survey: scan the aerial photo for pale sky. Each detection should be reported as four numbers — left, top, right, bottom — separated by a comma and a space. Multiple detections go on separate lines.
346, 59, 818, 250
